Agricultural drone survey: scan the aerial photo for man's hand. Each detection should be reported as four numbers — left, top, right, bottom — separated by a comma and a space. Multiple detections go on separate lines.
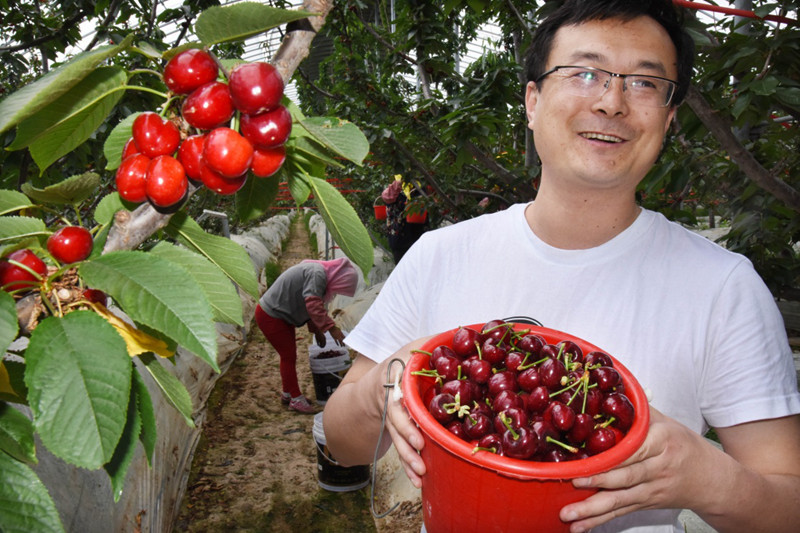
560, 408, 800, 533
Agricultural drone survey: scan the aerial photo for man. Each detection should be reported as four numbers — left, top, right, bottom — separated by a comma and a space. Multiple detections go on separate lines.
324, 1, 800, 531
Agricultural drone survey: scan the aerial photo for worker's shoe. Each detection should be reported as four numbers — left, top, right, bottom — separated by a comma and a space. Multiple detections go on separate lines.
288, 395, 316, 414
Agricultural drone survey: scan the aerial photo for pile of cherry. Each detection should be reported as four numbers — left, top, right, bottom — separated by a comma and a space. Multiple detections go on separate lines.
116, 48, 291, 210
416, 320, 636, 462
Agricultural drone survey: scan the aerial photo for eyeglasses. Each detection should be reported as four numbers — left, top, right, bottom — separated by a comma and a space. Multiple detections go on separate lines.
535, 65, 677, 108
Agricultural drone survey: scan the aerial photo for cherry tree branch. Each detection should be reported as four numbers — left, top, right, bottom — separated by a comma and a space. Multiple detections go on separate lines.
685, 85, 800, 214
103, 0, 333, 253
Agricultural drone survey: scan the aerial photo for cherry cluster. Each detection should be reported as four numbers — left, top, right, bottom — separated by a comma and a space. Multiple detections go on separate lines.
115, 49, 291, 210
417, 320, 636, 462
1, 227, 102, 301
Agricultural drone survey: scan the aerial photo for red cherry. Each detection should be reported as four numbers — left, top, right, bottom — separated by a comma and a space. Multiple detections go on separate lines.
163, 48, 218, 94
83, 288, 107, 305
47, 226, 93, 264
181, 81, 234, 130
122, 137, 140, 160
0, 249, 47, 292
250, 145, 286, 178
199, 162, 247, 195
239, 105, 292, 149
115, 153, 151, 203
203, 127, 254, 178
177, 134, 206, 181
227, 62, 284, 115
131, 112, 180, 158
145, 155, 188, 208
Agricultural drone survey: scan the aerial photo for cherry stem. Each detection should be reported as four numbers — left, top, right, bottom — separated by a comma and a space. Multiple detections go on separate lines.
471, 445, 498, 455
546, 436, 579, 454
518, 355, 548, 371
500, 412, 520, 440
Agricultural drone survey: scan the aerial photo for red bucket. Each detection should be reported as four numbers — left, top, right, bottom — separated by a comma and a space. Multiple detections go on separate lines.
373, 204, 387, 220
405, 210, 427, 224
403, 324, 649, 533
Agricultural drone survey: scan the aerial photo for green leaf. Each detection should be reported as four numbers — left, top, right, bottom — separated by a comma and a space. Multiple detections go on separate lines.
0, 452, 65, 533
164, 211, 260, 300
236, 173, 281, 223
21, 172, 101, 206
25, 311, 132, 469
0, 402, 36, 464
0, 35, 133, 136
0, 190, 35, 216
133, 369, 156, 466
0, 290, 19, 355
195, 2, 318, 46
287, 172, 312, 204
94, 192, 133, 226
139, 353, 194, 427
299, 117, 369, 165
104, 369, 141, 502
150, 242, 244, 326
104, 113, 140, 171
308, 176, 373, 278
747, 76, 779, 96
776, 86, 800, 111
8, 67, 127, 151
78, 251, 220, 371
1, 360, 27, 404
0, 216, 47, 244
289, 135, 345, 169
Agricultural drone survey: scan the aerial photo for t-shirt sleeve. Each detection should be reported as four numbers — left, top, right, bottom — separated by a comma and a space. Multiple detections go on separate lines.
699, 260, 800, 428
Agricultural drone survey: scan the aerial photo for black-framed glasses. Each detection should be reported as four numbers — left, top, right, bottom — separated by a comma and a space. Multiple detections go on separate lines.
535, 65, 678, 108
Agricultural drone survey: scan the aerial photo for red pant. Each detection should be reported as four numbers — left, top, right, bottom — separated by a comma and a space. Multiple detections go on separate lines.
255, 305, 302, 397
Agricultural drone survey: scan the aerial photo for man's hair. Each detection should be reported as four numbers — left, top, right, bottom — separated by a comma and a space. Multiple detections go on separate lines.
525, 0, 695, 106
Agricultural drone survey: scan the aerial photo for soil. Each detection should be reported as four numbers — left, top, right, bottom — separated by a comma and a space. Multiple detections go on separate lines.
172, 217, 378, 533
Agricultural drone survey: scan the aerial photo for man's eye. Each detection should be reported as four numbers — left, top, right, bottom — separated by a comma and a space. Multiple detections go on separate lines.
574, 70, 600, 82
630, 78, 658, 90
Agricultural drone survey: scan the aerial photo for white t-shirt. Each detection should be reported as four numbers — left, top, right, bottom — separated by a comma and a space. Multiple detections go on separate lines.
345, 203, 800, 532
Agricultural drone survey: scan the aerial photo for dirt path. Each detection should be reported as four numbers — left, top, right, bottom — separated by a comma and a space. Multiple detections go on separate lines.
173, 216, 377, 532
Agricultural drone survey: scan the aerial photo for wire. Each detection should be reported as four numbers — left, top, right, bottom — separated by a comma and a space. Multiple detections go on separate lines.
370, 357, 406, 519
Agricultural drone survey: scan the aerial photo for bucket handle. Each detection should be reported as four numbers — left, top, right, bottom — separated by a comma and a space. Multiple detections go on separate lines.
370, 357, 406, 519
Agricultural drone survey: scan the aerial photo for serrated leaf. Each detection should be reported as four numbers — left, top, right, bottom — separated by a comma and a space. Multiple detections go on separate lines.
104, 113, 140, 171
308, 176, 373, 277
287, 172, 312, 204
0, 452, 65, 533
0, 290, 19, 355
91, 302, 175, 358
133, 369, 156, 465
8, 67, 127, 151
0, 216, 47, 243
0, 401, 37, 464
139, 353, 194, 427
195, 2, 318, 46
299, 117, 369, 165
25, 311, 132, 469
78, 251, 220, 372
0, 35, 133, 136
0, 361, 27, 404
104, 371, 141, 502
94, 192, 133, 226
28, 85, 126, 174
0, 190, 35, 216
21, 172, 101, 205
150, 242, 244, 326
164, 211, 259, 300
236, 172, 281, 223
290, 135, 345, 169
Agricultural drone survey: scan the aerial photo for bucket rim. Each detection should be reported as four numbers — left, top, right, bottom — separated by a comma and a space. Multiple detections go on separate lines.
403, 323, 650, 480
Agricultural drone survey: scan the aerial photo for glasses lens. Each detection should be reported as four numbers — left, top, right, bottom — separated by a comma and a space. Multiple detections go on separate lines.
554, 67, 674, 107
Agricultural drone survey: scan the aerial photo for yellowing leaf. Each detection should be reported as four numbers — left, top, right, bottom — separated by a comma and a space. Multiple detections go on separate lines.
90, 303, 174, 358
0, 361, 19, 399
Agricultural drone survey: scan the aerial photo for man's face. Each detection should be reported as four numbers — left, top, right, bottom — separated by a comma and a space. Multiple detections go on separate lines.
525, 16, 678, 196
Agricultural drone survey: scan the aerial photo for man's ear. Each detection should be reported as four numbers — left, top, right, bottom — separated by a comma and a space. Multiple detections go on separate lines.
525, 81, 539, 129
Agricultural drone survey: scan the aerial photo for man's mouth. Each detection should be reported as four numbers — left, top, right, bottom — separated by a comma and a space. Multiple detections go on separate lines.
580, 132, 624, 143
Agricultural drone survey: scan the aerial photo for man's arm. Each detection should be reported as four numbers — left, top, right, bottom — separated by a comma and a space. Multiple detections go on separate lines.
322, 341, 430, 486
560, 409, 800, 533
